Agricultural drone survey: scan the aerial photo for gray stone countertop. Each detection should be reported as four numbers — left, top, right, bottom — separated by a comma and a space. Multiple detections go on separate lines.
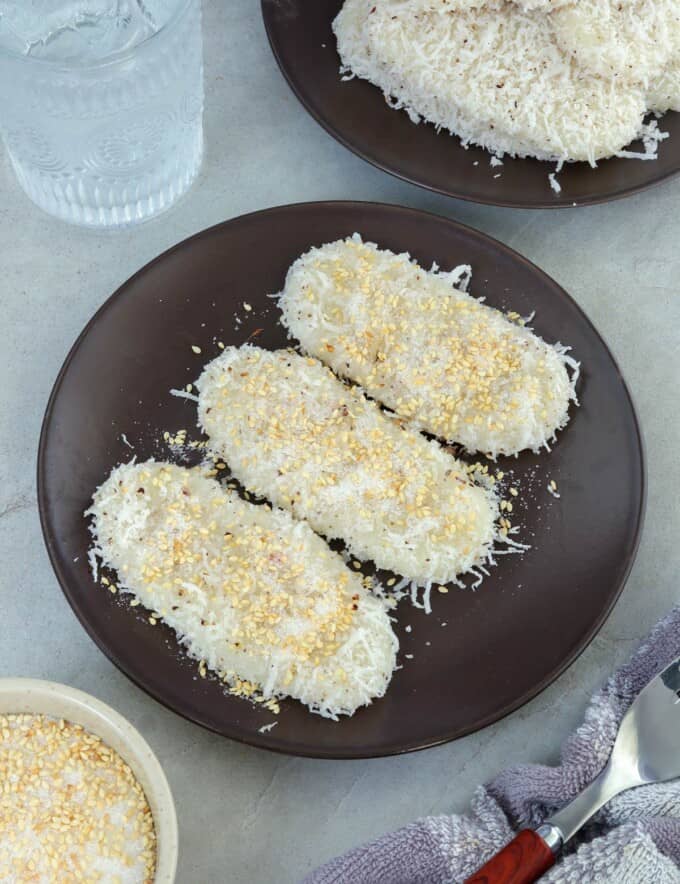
0, 2, 678, 882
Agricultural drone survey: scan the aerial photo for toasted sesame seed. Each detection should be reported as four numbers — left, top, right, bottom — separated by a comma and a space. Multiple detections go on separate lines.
90, 461, 391, 719
277, 240, 573, 459
191, 345, 202, 354
0, 714, 156, 879
199, 346, 497, 589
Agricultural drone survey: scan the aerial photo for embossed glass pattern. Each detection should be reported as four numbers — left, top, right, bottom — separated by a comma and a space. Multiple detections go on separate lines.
0, 1, 203, 227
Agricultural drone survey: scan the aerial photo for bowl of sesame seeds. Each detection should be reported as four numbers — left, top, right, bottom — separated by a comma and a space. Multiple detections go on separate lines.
0, 678, 178, 883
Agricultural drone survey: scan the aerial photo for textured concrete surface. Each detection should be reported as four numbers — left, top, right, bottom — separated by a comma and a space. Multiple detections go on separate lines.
0, 2, 678, 882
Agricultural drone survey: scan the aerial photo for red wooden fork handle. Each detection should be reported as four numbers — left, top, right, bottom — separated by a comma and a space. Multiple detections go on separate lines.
464, 829, 556, 884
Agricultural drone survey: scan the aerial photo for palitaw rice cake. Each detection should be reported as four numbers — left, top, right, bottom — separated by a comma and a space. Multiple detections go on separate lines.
333, 0, 649, 164
88, 461, 398, 720
508, 0, 572, 11
197, 346, 498, 587
648, 55, 680, 112
550, 0, 680, 86
279, 236, 578, 457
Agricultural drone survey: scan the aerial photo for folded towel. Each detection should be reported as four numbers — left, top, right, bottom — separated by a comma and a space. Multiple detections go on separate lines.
306, 607, 680, 884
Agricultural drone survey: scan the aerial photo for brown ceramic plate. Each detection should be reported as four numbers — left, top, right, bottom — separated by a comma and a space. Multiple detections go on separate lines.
38, 202, 645, 758
262, 0, 680, 208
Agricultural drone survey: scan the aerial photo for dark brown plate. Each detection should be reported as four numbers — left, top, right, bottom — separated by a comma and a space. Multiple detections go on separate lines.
262, 0, 680, 209
38, 202, 645, 758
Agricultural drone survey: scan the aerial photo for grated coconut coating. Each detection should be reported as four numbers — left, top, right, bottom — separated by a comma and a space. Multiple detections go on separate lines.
88, 461, 398, 720
197, 346, 498, 586
333, 0, 648, 164
279, 236, 578, 457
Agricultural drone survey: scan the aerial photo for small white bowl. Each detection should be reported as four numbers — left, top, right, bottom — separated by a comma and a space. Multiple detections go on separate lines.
0, 678, 178, 882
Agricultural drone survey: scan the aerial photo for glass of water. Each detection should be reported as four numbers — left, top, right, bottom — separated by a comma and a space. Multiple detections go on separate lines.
0, 1, 204, 227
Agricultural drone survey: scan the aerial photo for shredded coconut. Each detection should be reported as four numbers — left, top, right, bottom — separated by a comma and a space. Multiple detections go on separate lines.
333, 0, 651, 164
258, 722, 278, 734
279, 235, 579, 457
87, 462, 398, 720
197, 346, 500, 587
616, 117, 670, 159
550, 0, 680, 86
170, 387, 200, 403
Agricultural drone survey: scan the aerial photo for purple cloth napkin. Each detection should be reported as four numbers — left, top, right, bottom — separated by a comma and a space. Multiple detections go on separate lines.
306, 607, 680, 884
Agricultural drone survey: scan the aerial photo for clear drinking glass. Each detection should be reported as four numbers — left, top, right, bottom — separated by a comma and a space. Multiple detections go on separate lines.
0, 1, 204, 227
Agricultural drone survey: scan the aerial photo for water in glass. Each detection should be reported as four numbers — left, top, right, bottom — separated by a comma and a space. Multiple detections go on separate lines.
0, 0, 204, 227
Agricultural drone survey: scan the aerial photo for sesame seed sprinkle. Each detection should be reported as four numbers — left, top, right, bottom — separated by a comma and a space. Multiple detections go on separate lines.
278, 237, 577, 458
88, 462, 398, 719
197, 346, 498, 587
0, 713, 156, 882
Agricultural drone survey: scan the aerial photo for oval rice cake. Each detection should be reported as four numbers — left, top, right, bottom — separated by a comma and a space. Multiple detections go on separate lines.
333, 0, 647, 162
89, 461, 398, 719
279, 236, 577, 457
550, 0, 680, 87
648, 55, 680, 111
197, 346, 498, 586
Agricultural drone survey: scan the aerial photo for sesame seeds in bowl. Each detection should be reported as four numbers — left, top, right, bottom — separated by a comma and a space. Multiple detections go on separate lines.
0, 680, 177, 883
